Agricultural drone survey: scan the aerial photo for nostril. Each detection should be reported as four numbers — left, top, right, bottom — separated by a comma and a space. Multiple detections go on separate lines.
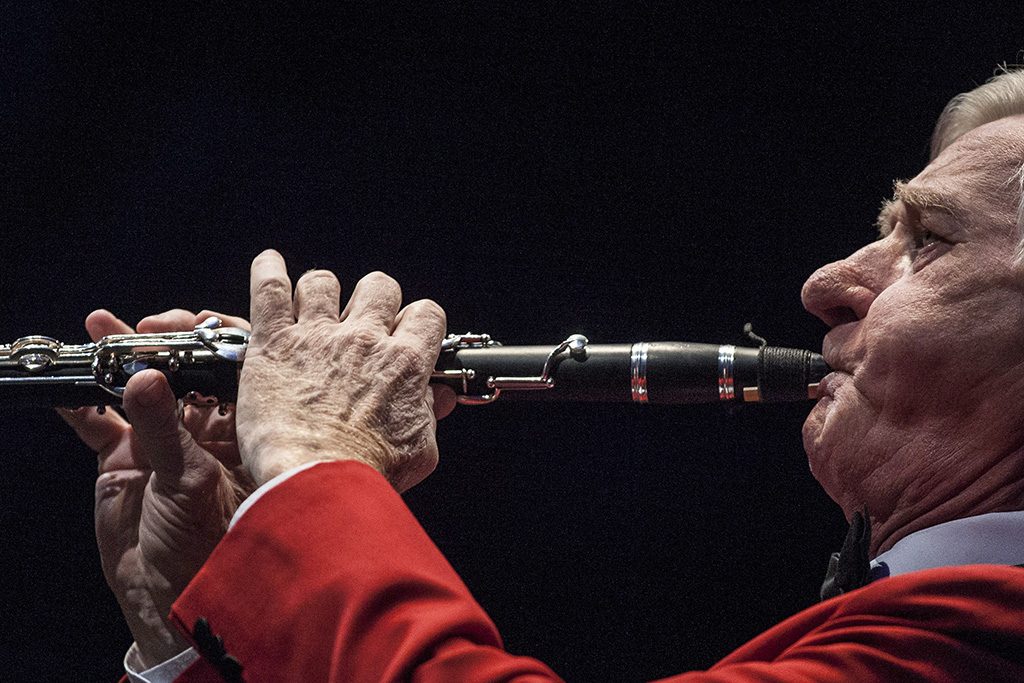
822, 306, 859, 327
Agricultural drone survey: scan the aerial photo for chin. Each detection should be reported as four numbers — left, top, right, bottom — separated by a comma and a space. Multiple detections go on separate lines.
802, 397, 844, 504
802, 395, 831, 460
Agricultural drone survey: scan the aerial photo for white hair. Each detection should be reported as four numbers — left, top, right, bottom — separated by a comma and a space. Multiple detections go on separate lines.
931, 66, 1024, 261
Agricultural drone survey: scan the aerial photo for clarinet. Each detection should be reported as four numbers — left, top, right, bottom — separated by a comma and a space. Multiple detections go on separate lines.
0, 317, 829, 409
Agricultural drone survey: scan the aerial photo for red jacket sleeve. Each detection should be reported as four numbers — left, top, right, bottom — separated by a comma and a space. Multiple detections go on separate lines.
168, 460, 1024, 682
169, 461, 562, 682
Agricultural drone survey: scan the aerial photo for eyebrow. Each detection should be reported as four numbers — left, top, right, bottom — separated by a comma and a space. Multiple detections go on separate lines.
876, 181, 960, 235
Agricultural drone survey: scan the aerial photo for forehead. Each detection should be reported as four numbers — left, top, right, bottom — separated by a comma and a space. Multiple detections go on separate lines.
879, 115, 1024, 232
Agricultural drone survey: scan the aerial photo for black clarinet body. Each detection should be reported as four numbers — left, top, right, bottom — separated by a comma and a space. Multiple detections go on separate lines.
0, 321, 829, 408
433, 334, 829, 405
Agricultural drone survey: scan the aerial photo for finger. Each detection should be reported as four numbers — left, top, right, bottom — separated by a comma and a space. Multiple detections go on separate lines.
183, 404, 242, 466
249, 249, 294, 346
431, 384, 457, 420
196, 436, 241, 465
122, 370, 212, 485
85, 309, 134, 342
68, 310, 133, 457
58, 406, 129, 454
391, 298, 447, 355
194, 310, 252, 331
94, 468, 149, 569
136, 309, 197, 334
339, 271, 402, 331
294, 269, 342, 323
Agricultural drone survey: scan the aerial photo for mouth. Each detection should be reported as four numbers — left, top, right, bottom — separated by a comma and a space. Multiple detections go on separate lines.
815, 370, 851, 400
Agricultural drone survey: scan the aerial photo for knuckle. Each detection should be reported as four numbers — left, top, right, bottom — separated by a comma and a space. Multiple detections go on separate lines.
363, 270, 401, 295
420, 298, 445, 316
160, 308, 194, 319
299, 269, 339, 287
348, 322, 383, 350
389, 342, 430, 376
416, 299, 447, 326
226, 315, 252, 331
177, 456, 223, 494
255, 275, 292, 299
404, 342, 431, 366
195, 309, 224, 321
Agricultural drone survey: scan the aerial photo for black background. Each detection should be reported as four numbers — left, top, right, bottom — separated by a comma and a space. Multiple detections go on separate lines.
0, 3, 1021, 680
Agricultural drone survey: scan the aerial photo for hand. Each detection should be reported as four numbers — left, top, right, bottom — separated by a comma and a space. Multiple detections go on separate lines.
60, 309, 257, 669
236, 250, 455, 491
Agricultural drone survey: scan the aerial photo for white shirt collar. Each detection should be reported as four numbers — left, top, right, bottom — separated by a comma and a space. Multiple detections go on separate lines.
872, 510, 1024, 577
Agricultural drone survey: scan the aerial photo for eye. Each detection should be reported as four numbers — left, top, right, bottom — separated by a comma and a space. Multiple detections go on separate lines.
913, 227, 940, 251
907, 223, 951, 269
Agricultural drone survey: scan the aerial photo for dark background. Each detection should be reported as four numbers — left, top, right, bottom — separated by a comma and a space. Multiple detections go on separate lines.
0, 3, 1020, 680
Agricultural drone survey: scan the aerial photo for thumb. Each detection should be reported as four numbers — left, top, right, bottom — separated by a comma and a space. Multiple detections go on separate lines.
122, 369, 213, 487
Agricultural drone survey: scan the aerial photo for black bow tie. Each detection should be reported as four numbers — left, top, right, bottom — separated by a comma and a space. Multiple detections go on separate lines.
820, 507, 872, 601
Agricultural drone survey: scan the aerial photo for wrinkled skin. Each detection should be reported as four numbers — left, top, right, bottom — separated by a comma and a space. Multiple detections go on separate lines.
236, 251, 456, 491
68, 254, 457, 668
61, 309, 257, 668
801, 115, 1024, 555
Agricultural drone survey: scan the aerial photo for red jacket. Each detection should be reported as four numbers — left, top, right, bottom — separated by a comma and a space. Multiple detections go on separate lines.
168, 461, 1024, 682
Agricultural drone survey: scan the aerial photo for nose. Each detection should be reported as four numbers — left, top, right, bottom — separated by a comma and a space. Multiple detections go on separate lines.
801, 240, 898, 327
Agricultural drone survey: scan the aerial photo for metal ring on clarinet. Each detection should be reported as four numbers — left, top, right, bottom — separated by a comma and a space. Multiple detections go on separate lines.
630, 342, 649, 403
717, 344, 735, 400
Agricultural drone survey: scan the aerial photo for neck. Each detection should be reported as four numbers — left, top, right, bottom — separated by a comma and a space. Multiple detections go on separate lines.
866, 450, 1024, 557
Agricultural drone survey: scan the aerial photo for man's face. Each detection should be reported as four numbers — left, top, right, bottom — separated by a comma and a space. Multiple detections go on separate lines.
801, 115, 1024, 535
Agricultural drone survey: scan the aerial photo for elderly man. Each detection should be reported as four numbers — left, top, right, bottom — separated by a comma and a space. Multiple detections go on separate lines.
65, 70, 1024, 681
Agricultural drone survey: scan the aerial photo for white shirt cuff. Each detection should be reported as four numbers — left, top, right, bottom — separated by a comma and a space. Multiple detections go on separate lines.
124, 642, 199, 683
123, 461, 331, 680
229, 459, 332, 529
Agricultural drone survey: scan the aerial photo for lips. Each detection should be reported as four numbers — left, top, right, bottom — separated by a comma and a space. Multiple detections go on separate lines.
816, 370, 850, 400
821, 326, 860, 376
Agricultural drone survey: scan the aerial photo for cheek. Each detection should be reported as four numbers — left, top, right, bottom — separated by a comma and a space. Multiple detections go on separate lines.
863, 270, 991, 361
854, 291, 931, 386
859, 268, 1024, 415
802, 382, 884, 508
